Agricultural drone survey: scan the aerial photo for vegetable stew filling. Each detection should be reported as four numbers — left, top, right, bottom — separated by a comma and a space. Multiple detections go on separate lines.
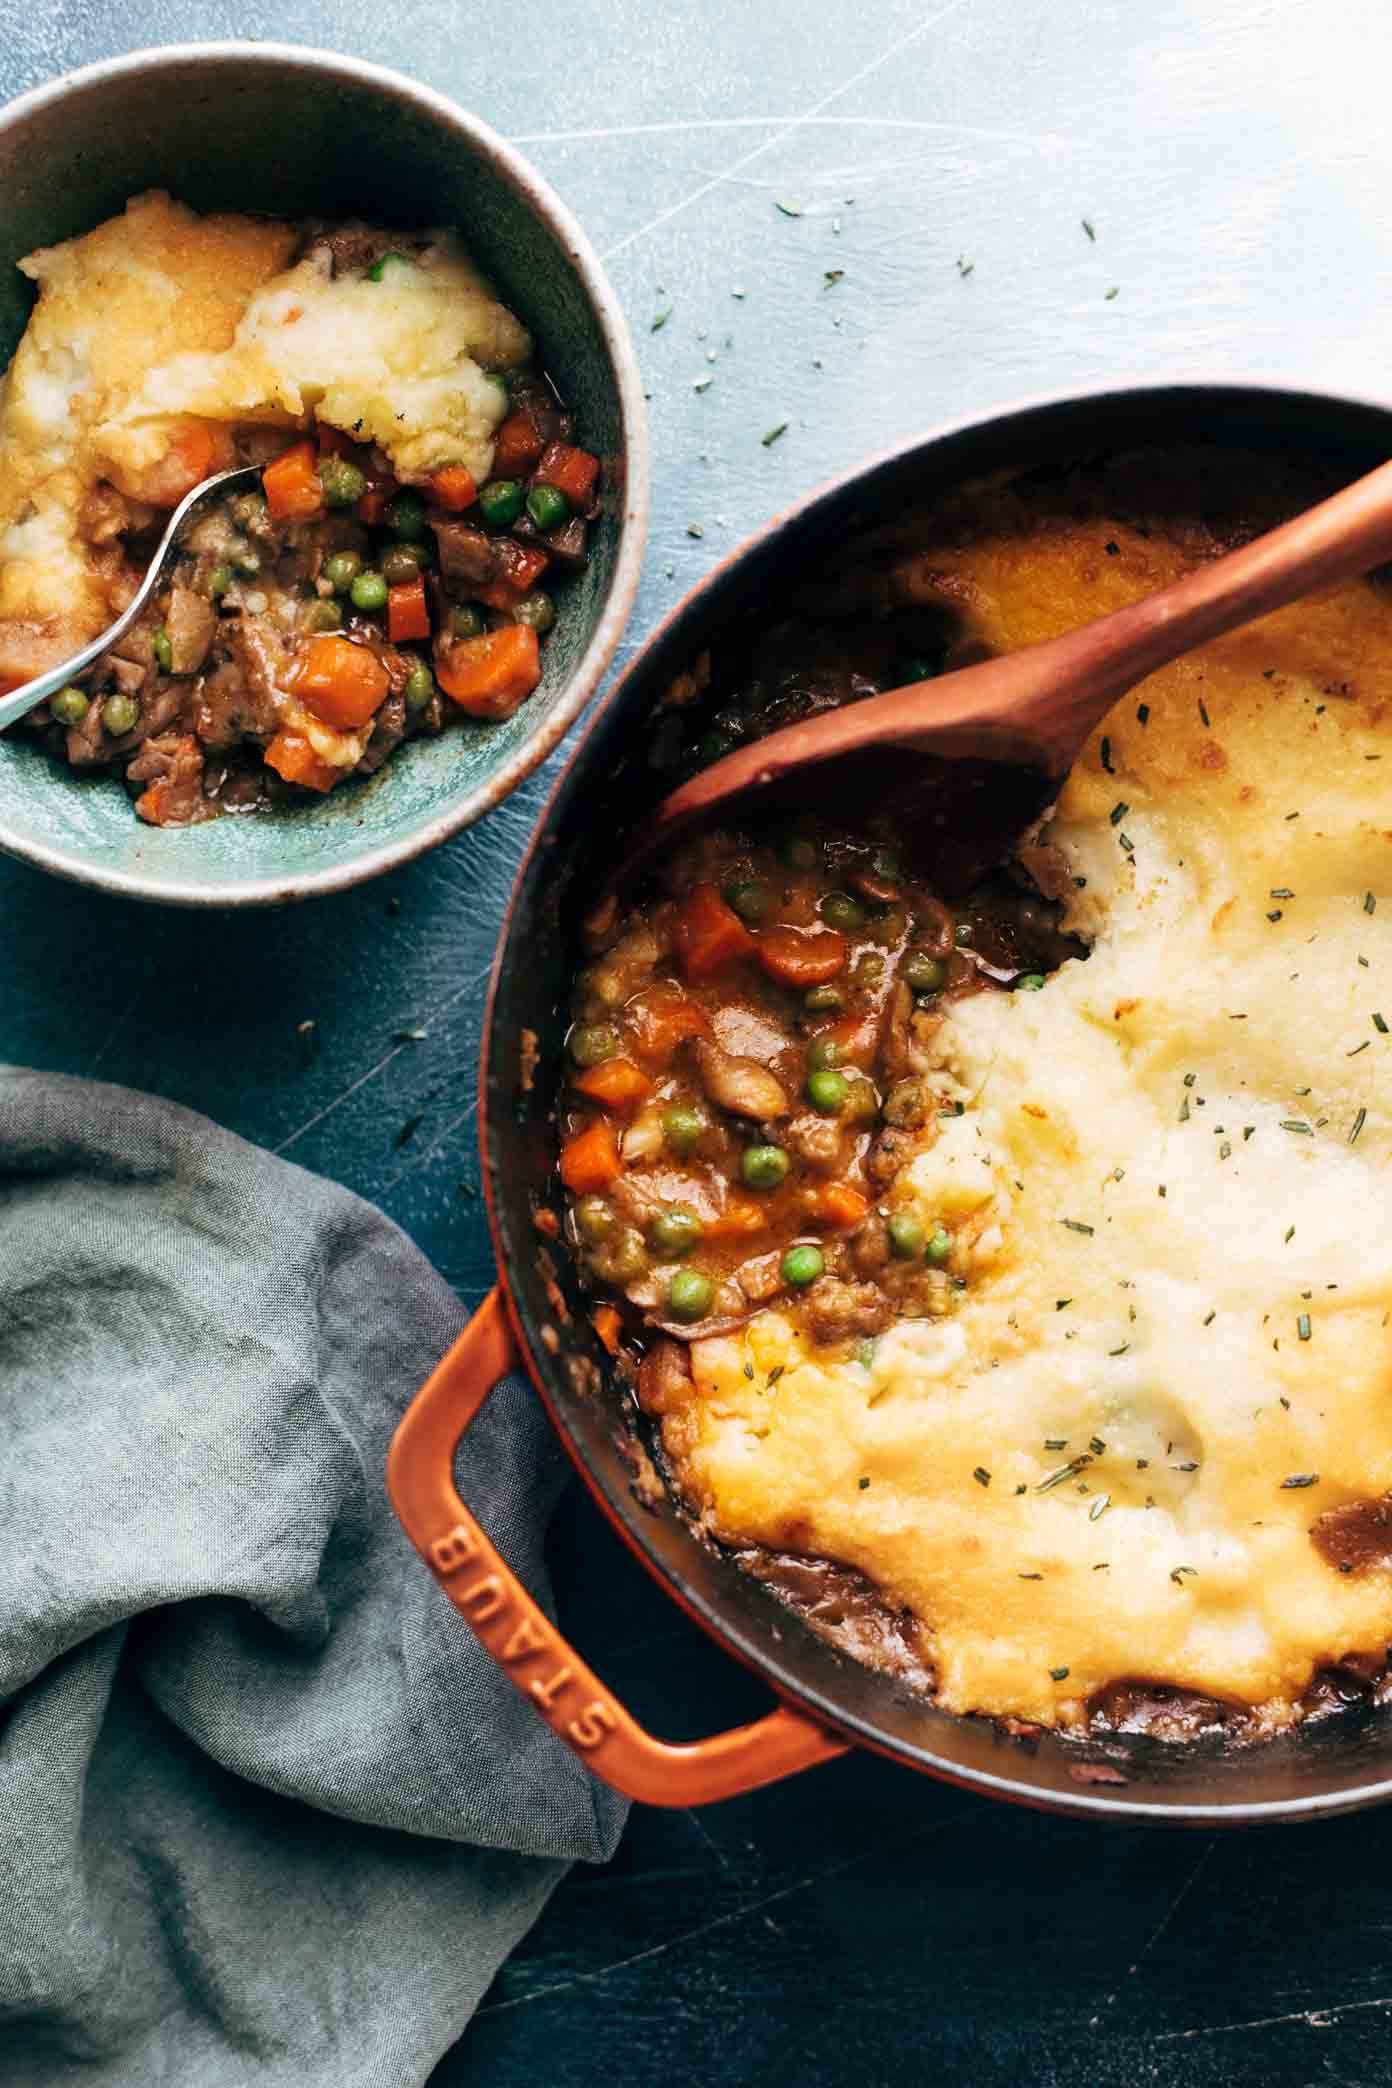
563, 826, 1053, 1349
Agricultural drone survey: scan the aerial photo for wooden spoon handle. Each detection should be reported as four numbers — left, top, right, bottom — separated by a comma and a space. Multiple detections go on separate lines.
996, 449, 1392, 773
645, 452, 1392, 843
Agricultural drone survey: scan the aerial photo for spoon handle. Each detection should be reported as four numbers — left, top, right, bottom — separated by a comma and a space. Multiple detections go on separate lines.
642, 451, 1392, 843
0, 465, 260, 731
992, 450, 1392, 774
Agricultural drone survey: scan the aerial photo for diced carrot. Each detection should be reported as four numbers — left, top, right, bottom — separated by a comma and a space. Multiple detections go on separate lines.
264, 731, 341, 793
429, 464, 479, 512
805, 1183, 870, 1231
289, 635, 390, 730
492, 411, 546, 478
592, 1304, 623, 1356
559, 1120, 621, 1194
704, 1196, 769, 1241
573, 1057, 653, 1110
435, 624, 541, 719
263, 440, 325, 523
356, 488, 388, 526
474, 539, 550, 608
387, 577, 431, 643
754, 923, 848, 988
625, 985, 710, 1061
534, 442, 600, 507
674, 884, 756, 981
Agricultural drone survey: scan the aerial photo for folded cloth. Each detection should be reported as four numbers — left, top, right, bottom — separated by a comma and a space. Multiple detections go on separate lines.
0, 1068, 626, 2087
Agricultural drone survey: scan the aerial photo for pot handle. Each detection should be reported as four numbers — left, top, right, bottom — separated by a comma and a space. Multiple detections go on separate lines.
386, 1288, 848, 1807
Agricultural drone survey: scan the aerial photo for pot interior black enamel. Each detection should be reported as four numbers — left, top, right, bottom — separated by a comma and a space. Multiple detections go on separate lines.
484, 386, 1392, 1820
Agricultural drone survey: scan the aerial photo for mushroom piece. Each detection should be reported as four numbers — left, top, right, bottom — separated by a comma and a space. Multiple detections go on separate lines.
690, 1038, 789, 1120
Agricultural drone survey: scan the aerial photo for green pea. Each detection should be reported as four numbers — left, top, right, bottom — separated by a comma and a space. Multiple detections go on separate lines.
386, 490, 429, 541
512, 589, 555, 634
349, 571, 389, 613
477, 479, 525, 530
100, 692, 139, 737
741, 1145, 790, 1190
603, 1229, 649, 1283
803, 984, 844, 1013
48, 686, 89, 726
820, 891, 865, 932
781, 1243, 824, 1289
661, 1105, 706, 1155
324, 550, 364, 594
668, 1268, 715, 1322
725, 880, 770, 924
569, 1022, 621, 1067
806, 1037, 841, 1071
1016, 973, 1046, 991
206, 562, 232, 599
450, 604, 486, 639
925, 1226, 953, 1266
806, 1067, 849, 1114
780, 834, 819, 871
574, 1195, 614, 1244
381, 542, 429, 587
404, 659, 436, 712
319, 455, 367, 508
151, 629, 173, 673
649, 1205, 704, 1257
853, 952, 886, 986
366, 250, 416, 282
902, 950, 947, 994
888, 1212, 926, 1259
301, 598, 343, 633
526, 482, 570, 532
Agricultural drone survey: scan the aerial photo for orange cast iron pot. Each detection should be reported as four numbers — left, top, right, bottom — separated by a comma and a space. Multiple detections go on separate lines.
390, 384, 1392, 1822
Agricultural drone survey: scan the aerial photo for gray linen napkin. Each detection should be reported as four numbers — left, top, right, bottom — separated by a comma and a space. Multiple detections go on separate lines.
0, 1067, 626, 2087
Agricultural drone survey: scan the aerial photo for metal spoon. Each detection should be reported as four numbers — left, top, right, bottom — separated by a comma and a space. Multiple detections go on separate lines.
0, 465, 262, 730
639, 453, 1392, 851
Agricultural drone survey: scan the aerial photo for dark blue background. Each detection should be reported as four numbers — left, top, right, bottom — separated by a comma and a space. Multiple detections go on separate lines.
6, 3, 1392, 2078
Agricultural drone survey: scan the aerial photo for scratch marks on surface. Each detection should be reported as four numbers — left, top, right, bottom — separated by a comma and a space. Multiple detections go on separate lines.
1155, 1991, 1392, 2044
1090, 1836, 1219, 2023
477, 1803, 977, 2016
272, 958, 493, 1156
598, 0, 969, 261
513, 114, 1067, 151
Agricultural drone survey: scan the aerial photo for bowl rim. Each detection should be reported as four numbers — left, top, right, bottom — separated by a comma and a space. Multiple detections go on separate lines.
0, 40, 650, 907
483, 377, 1392, 1822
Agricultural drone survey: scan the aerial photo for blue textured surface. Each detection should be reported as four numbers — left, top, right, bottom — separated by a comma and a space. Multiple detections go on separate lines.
6, 4, 1392, 2082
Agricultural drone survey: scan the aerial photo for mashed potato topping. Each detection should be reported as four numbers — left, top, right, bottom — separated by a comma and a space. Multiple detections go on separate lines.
666, 470, 1392, 1728
0, 191, 529, 666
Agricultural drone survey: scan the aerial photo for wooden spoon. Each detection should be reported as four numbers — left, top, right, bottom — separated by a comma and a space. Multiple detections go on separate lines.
638, 453, 1392, 852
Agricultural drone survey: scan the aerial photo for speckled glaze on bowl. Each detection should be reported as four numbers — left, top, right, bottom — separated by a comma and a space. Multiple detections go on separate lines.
0, 43, 648, 906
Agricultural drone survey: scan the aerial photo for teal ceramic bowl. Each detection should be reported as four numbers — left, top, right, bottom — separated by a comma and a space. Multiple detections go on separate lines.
0, 44, 648, 905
